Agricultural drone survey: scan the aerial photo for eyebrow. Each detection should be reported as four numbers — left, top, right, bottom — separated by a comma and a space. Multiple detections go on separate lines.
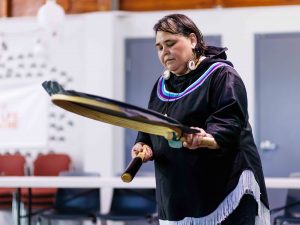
155, 39, 174, 47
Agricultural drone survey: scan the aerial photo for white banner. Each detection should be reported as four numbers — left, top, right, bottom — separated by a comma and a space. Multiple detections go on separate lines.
0, 80, 48, 148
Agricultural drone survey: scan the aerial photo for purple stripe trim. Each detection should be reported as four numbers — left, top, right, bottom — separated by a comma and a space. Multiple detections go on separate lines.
157, 62, 230, 101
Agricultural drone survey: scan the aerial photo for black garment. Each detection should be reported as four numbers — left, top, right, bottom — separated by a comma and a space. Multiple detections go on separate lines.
220, 194, 257, 225
136, 46, 269, 222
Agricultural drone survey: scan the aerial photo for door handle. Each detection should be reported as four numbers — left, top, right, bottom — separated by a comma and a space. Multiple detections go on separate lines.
260, 140, 278, 151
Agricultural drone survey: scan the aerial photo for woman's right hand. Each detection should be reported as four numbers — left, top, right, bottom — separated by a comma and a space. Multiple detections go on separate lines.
131, 142, 153, 162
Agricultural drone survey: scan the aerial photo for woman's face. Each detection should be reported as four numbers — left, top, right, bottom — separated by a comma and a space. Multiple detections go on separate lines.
155, 31, 197, 75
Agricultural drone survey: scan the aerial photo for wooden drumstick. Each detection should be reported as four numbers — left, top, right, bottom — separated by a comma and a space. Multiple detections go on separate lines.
121, 146, 147, 183
164, 132, 219, 149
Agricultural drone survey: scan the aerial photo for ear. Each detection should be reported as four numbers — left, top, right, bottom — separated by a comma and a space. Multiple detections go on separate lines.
188, 33, 197, 49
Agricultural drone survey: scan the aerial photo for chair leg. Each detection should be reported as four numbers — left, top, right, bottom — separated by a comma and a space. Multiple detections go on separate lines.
36, 217, 42, 225
99, 220, 107, 225
92, 217, 97, 225
28, 188, 32, 225
273, 219, 282, 225
12, 189, 21, 225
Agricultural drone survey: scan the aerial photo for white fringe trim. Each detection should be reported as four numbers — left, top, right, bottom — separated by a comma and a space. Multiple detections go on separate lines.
159, 170, 270, 225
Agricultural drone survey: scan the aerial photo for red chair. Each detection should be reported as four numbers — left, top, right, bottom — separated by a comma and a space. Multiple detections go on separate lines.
20, 153, 72, 224
0, 153, 26, 209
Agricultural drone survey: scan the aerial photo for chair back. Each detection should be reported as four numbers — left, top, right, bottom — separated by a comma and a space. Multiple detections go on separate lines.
0, 153, 26, 208
0, 153, 26, 176
110, 188, 156, 216
54, 171, 100, 214
33, 153, 71, 176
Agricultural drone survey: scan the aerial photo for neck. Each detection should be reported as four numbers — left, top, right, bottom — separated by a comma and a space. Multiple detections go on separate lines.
174, 55, 206, 76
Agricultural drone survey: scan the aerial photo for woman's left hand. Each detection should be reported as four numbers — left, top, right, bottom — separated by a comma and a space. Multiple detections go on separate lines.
182, 127, 213, 150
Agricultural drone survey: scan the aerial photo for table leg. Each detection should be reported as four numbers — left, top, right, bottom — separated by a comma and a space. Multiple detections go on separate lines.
17, 188, 21, 225
28, 188, 32, 225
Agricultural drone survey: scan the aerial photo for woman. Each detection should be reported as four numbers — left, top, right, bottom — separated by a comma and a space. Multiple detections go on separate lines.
132, 14, 270, 225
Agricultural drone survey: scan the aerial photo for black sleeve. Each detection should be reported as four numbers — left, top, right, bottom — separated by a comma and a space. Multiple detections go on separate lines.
205, 67, 248, 153
135, 131, 152, 148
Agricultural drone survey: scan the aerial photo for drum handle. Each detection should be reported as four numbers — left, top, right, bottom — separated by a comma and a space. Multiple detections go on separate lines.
121, 146, 146, 183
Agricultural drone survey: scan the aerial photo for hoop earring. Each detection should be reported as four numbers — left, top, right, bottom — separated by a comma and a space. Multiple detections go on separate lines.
162, 70, 170, 80
187, 60, 196, 71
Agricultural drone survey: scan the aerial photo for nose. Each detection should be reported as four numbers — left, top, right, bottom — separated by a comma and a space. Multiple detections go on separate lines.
162, 46, 169, 55
161, 47, 170, 61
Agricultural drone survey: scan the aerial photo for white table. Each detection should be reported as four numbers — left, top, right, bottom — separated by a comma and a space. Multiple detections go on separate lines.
0, 176, 155, 188
1, 176, 299, 225
265, 177, 300, 189
0, 176, 300, 189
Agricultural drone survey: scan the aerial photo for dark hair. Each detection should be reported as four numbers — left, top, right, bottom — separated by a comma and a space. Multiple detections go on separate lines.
153, 14, 206, 57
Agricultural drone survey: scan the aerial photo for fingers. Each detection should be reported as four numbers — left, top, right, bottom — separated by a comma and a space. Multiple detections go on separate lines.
142, 145, 153, 162
182, 127, 208, 150
131, 142, 153, 162
131, 142, 143, 158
